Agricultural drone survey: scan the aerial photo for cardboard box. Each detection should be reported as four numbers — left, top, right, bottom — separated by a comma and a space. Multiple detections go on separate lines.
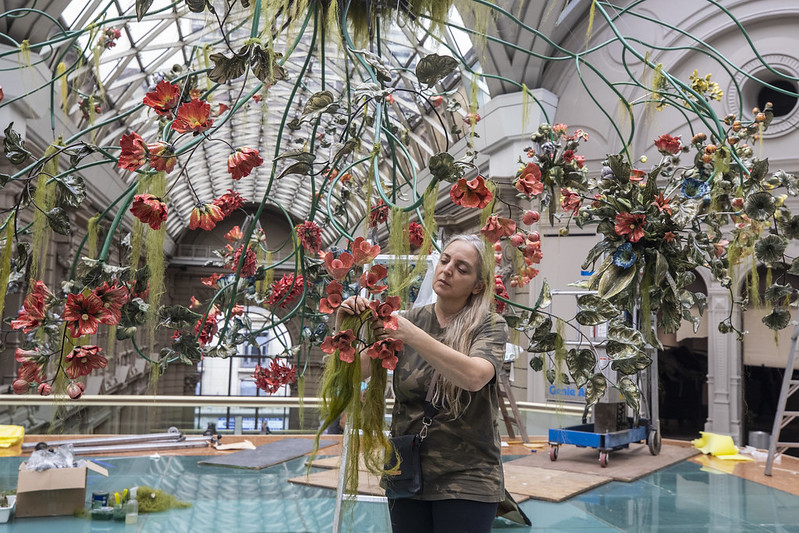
15, 461, 108, 518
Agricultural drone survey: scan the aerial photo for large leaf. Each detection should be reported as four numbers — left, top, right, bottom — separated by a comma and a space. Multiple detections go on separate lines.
251, 47, 286, 86
606, 154, 630, 183
566, 349, 595, 388
749, 158, 770, 183
527, 332, 559, 353
745, 191, 776, 221
136, 0, 154, 20
763, 307, 791, 331
606, 321, 646, 358
529, 355, 544, 372
531, 317, 552, 341
348, 47, 392, 82
654, 250, 668, 285
575, 294, 619, 325
416, 54, 459, 87
274, 149, 316, 165
534, 279, 552, 310
585, 373, 608, 407
46, 207, 71, 235
616, 377, 641, 412
609, 350, 652, 375
158, 305, 202, 329
788, 256, 799, 275
764, 283, 794, 305
302, 91, 336, 116
428, 152, 461, 183
598, 263, 636, 299
754, 234, 788, 263
277, 161, 312, 179
208, 51, 247, 84
3, 123, 31, 165
54, 174, 87, 208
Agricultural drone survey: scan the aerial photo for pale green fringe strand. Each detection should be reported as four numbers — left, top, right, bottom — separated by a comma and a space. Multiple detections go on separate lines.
29, 143, 61, 283
387, 207, 410, 300
86, 213, 101, 260
0, 214, 16, 321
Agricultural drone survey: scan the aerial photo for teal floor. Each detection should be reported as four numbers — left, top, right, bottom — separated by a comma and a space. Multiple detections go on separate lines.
1, 454, 798, 532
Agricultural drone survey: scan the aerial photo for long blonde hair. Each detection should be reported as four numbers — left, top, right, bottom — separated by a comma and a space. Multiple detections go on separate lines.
434, 234, 496, 417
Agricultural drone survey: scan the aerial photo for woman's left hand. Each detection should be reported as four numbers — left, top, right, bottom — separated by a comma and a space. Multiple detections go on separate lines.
371, 313, 413, 344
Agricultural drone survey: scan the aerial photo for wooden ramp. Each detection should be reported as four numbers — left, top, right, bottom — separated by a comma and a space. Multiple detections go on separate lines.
292, 457, 614, 503
198, 438, 336, 470
507, 442, 699, 482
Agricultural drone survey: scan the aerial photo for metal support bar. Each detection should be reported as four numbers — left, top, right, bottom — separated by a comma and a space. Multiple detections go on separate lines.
67, 436, 213, 455
22, 427, 183, 450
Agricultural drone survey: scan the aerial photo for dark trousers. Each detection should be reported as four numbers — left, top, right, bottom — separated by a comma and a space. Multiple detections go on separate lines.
388, 497, 499, 533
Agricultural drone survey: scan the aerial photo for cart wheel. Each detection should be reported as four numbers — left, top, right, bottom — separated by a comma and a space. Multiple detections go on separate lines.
599, 452, 609, 468
549, 445, 559, 462
648, 429, 662, 456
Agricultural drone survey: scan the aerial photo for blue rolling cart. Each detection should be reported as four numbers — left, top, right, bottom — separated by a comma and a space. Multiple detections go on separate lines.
548, 418, 660, 467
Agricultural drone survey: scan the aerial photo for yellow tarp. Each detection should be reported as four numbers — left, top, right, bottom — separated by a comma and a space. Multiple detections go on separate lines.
692, 431, 753, 462
0, 425, 24, 456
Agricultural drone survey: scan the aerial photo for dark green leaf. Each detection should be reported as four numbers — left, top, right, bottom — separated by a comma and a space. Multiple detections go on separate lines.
749, 158, 769, 183
3, 123, 31, 165
598, 263, 637, 299
616, 376, 640, 412
274, 149, 316, 165
527, 332, 559, 353
585, 373, 608, 407
575, 294, 619, 326
566, 348, 595, 388
185, 0, 207, 13
789, 257, 799, 275
607, 154, 630, 183
528, 355, 544, 372
763, 307, 791, 331
348, 47, 392, 82
765, 283, 794, 305
581, 240, 615, 271
754, 234, 787, 263
654, 251, 668, 285
136, 0, 154, 20
54, 174, 87, 208
46, 207, 71, 235
606, 321, 646, 358
0, 173, 10, 189
277, 161, 312, 179
745, 191, 776, 221
158, 305, 202, 329
208, 51, 247, 84
251, 47, 286, 86
534, 279, 552, 310
302, 91, 335, 116
610, 350, 652, 375
545, 368, 557, 385
416, 54, 459, 87
531, 317, 552, 341
68, 143, 95, 169
428, 152, 461, 183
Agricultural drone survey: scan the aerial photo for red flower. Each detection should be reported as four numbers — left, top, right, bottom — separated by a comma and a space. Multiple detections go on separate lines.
359, 264, 388, 294
562, 150, 575, 164
93, 282, 128, 325
652, 192, 673, 215
213, 189, 245, 217
266, 273, 308, 308
171, 98, 213, 134
225, 226, 243, 242
194, 311, 219, 346
130, 193, 168, 230
560, 188, 582, 215
369, 295, 401, 330
16, 348, 45, 383
664, 231, 675, 243
366, 338, 403, 370
351, 236, 381, 265
654, 134, 681, 155
320, 329, 357, 363
323, 251, 354, 281
189, 202, 225, 230
430, 95, 443, 107
481, 215, 517, 243
494, 275, 509, 314
142, 80, 181, 116
228, 147, 263, 180
38, 383, 52, 396
147, 142, 177, 173
118, 132, 147, 171
63, 292, 110, 337
522, 210, 540, 225
319, 280, 343, 314
252, 359, 298, 394
553, 123, 568, 135
11, 281, 52, 332
408, 222, 424, 248
515, 163, 544, 197
295, 221, 322, 254
450, 175, 493, 209
13, 379, 30, 394
253, 94, 262, 103
65, 345, 107, 379
615, 212, 647, 243
217, 103, 229, 116
464, 112, 481, 125
67, 381, 86, 399
190, 296, 202, 308
630, 169, 646, 182
369, 200, 389, 227
229, 245, 258, 277
201, 273, 224, 287
574, 155, 585, 168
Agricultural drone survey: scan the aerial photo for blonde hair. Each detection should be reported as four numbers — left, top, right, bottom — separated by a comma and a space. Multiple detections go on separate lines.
434, 234, 496, 418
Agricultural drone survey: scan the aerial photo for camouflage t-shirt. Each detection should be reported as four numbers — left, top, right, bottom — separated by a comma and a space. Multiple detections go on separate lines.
386, 303, 507, 502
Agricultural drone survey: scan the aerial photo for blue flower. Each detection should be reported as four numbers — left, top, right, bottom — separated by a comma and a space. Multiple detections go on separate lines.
612, 242, 636, 269
681, 177, 710, 198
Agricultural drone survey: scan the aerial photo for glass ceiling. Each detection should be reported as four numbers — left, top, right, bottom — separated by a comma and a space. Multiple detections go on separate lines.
56, 0, 490, 244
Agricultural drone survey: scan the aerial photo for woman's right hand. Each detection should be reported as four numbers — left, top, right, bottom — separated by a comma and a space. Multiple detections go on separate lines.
336, 295, 370, 331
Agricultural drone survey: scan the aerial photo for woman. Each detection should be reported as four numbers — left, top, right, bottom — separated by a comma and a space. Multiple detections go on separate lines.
338, 234, 508, 533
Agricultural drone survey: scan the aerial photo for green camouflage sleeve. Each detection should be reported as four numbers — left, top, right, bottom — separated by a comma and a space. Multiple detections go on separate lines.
466, 313, 508, 379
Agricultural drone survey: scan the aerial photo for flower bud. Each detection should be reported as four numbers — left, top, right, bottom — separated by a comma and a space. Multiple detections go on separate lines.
67, 381, 84, 399
13, 379, 29, 395
38, 383, 52, 396
523, 210, 540, 225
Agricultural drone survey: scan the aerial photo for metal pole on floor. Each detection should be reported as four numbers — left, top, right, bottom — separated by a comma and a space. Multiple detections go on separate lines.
331, 411, 352, 533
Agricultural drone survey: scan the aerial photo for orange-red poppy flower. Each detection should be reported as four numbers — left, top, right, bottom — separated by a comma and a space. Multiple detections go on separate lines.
515, 163, 543, 197
147, 142, 177, 173
320, 329, 357, 363
351, 236, 381, 265
189, 202, 225, 230
359, 264, 388, 294
130, 193, 168, 230
319, 280, 343, 314
228, 147, 263, 180
212, 189, 245, 217
118, 132, 147, 171
93, 282, 128, 325
63, 292, 110, 338
615, 212, 647, 243
142, 80, 181, 116
481, 215, 517, 243
171, 98, 213, 133
450, 175, 493, 209
323, 251, 354, 281
654, 134, 682, 155
408, 222, 424, 248
65, 345, 107, 379
560, 188, 582, 215
366, 338, 403, 370
369, 295, 401, 330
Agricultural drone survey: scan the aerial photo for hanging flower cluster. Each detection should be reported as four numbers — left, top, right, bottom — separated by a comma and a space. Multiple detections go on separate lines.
252, 359, 298, 394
